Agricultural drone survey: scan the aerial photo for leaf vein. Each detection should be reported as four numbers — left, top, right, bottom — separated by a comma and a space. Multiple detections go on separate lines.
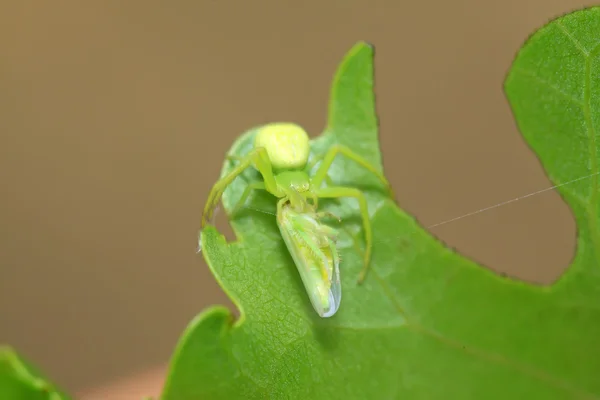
410, 326, 599, 399
363, 237, 598, 398
556, 22, 590, 57
513, 67, 584, 106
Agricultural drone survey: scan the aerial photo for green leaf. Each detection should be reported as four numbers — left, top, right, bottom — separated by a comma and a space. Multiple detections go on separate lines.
0, 346, 70, 400
163, 8, 600, 399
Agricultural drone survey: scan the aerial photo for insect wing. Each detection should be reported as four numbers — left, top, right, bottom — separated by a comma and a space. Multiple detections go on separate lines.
277, 206, 341, 318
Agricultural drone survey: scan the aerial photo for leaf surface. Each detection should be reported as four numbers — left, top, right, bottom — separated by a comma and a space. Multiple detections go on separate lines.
0, 346, 69, 400
163, 8, 600, 399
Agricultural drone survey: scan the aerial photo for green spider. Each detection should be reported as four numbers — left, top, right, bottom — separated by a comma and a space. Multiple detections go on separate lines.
201, 122, 392, 285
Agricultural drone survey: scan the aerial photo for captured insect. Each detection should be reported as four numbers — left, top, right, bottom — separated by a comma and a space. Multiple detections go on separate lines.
277, 202, 342, 317
200, 122, 392, 317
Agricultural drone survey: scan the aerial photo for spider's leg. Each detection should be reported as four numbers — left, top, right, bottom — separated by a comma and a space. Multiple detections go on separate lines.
307, 158, 341, 205
202, 147, 280, 228
311, 145, 393, 198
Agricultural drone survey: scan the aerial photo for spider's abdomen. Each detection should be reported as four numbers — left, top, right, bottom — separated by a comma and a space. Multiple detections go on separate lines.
254, 122, 310, 170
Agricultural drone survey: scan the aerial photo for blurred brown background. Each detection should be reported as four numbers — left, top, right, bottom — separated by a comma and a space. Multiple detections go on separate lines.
0, 0, 593, 397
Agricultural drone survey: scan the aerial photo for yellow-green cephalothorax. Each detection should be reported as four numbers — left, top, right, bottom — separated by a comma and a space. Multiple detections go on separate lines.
254, 123, 310, 170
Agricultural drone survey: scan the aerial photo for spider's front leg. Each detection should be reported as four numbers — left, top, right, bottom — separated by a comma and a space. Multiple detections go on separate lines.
202, 147, 279, 227
311, 144, 393, 197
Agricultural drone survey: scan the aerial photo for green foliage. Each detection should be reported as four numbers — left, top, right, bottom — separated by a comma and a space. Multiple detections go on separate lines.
1, 7, 599, 400
0, 346, 68, 400
162, 8, 600, 400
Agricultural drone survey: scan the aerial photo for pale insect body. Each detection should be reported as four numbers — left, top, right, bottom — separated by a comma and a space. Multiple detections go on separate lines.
277, 203, 341, 317
201, 122, 392, 317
